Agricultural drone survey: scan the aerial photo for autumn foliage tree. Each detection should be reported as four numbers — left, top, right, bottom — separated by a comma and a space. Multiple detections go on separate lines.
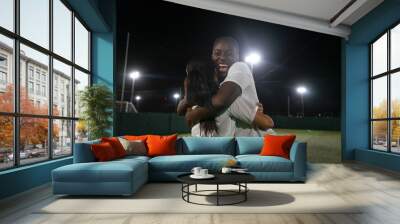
0, 84, 59, 153
372, 99, 400, 142
0, 85, 14, 151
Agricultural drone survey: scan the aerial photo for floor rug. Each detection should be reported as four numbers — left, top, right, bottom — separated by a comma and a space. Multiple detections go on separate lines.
37, 183, 361, 214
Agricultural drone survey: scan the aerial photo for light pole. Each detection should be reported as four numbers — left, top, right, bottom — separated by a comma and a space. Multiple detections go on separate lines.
135, 95, 141, 110
129, 71, 140, 104
244, 52, 261, 71
296, 86, 307, 117
173, 93, 180, 109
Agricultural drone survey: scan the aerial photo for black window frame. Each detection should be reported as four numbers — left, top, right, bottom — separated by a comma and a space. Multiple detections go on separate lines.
370, 20, 400, 154
0, 0, 92, 171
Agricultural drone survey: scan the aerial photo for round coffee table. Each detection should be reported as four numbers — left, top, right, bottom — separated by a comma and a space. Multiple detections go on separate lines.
177, 173, 255, 206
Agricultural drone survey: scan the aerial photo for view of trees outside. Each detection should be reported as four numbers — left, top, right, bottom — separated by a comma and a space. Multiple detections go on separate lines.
391, 72, 400, 153
75, 120, 88, 143
19, 116, 50, 165
0, 85, 63, 168
0, 115, 13, 169
53, 119, 72, 158
391, 120, 400, 153
0, 85, 85, 168
371, 23, 400, 153
0, 0, 90, 170
372, 99, 400, 152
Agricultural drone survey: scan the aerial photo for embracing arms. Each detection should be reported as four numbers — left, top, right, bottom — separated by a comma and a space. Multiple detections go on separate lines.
184, 81, 241, 127
184, 82, 274, 130
253, 104, 274, 130
177, 76, 274, 130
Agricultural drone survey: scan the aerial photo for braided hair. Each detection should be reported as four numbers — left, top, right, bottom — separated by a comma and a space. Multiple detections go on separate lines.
186, 60, 219, 136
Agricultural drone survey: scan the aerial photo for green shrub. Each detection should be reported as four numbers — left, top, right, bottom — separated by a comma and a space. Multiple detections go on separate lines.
79, 84, 113, 140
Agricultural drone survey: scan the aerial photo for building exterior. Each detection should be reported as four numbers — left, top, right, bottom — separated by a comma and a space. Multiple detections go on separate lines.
0, 43, 12, 93
0, 41, 77, 150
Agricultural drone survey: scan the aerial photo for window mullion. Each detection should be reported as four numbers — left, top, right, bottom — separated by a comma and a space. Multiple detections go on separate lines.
370, 45, 373, 149
71, 10, 76, 155
48, 0, 54, 160
13, 0, 21, 167
388, 29, 392, 153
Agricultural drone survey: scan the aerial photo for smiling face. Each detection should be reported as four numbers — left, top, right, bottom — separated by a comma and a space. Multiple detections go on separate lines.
211, 38, 239, 79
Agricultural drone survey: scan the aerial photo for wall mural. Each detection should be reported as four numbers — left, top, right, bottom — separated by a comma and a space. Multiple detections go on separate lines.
116, 1, 341, 162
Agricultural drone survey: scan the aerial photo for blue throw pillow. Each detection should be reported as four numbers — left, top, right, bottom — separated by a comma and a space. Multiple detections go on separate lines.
179, 137, 235, 155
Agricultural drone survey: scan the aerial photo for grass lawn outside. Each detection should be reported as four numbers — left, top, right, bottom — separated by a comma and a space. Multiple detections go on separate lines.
274, 129, 341, 163
178, 129, 341, 163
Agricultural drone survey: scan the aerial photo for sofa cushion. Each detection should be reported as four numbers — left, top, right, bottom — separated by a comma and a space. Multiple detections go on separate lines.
260, 134, 296, 159
147, 134, 177, 157
118, 138, 147, 156
74, 140, 101, 163
101, 137, 127, 158
53, 158, 147, 183
235, 137, 263, 155
115, 155, 150, 163
149, 154, 235, 172
91, 142, 118, 161
178, 137, 235, 155
236, 155, 293, 172
124, 135, 148, 142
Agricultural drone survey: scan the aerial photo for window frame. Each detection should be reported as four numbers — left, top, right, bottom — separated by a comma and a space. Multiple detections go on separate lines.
0, 52, 7, 87
0, 0, 92, 171
370, 20, 400, 154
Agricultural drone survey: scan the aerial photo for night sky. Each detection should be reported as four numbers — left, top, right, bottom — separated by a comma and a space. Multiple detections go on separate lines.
117, 0, 341, 116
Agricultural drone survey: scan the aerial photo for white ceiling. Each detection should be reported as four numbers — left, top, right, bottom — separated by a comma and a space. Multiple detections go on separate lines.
227, 0, 352, 22
164, 0, 384, 38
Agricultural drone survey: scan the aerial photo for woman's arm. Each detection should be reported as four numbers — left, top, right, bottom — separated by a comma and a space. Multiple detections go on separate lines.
177, 77, 191, 115
252, 110, 274, 130
177, 97, 190, 116
185, 82, 242, 127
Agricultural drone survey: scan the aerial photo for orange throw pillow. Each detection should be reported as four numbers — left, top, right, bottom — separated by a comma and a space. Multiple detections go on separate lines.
101, 137, 127, 158
124, 135, 148, 142
91, 142, 117, 161
146, 134, 177, 157
260, 134, 296, 159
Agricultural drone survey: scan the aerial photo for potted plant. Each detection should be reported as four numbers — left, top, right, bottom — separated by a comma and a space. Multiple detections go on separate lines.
79, 84, 113, 140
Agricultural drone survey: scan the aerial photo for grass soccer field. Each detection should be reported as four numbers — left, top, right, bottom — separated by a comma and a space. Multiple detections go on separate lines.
274, 129, 341, 163
179, 129, 341, 163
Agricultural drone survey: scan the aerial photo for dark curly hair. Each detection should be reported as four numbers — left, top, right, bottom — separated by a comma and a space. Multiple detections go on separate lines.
186, 60, 219, 136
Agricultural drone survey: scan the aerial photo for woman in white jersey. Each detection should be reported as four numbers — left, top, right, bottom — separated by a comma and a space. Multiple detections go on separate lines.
185, 60, 235, 136
180, 37, 274, 136
185, 60, 272, 137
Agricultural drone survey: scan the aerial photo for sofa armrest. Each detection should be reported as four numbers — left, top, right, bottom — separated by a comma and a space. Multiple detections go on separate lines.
73, 141, 99, 163
289, 141, 307, 181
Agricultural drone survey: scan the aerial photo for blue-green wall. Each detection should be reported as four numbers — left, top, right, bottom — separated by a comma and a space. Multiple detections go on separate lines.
66, 0, 109, 32
92, 33, 114, 87
92, 0, 116, 135
343, 0, 400, 171
0, 0, 116, 200
0, 158, 72, 199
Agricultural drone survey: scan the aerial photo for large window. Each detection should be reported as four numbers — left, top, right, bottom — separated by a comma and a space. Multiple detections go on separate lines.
74, 18, 90, 70
370, 22, 400, 153
0, 0, 14, 32
0, 0, 91, 170
20, 0, 49, 49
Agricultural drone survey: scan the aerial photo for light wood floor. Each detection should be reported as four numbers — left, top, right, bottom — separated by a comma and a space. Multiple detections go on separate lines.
1, 162, 400, 224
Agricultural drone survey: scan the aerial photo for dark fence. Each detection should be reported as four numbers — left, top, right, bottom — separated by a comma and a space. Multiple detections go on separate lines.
115, 113, 340, 136
271, 115, 340, 131
116, 113, 190, 136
